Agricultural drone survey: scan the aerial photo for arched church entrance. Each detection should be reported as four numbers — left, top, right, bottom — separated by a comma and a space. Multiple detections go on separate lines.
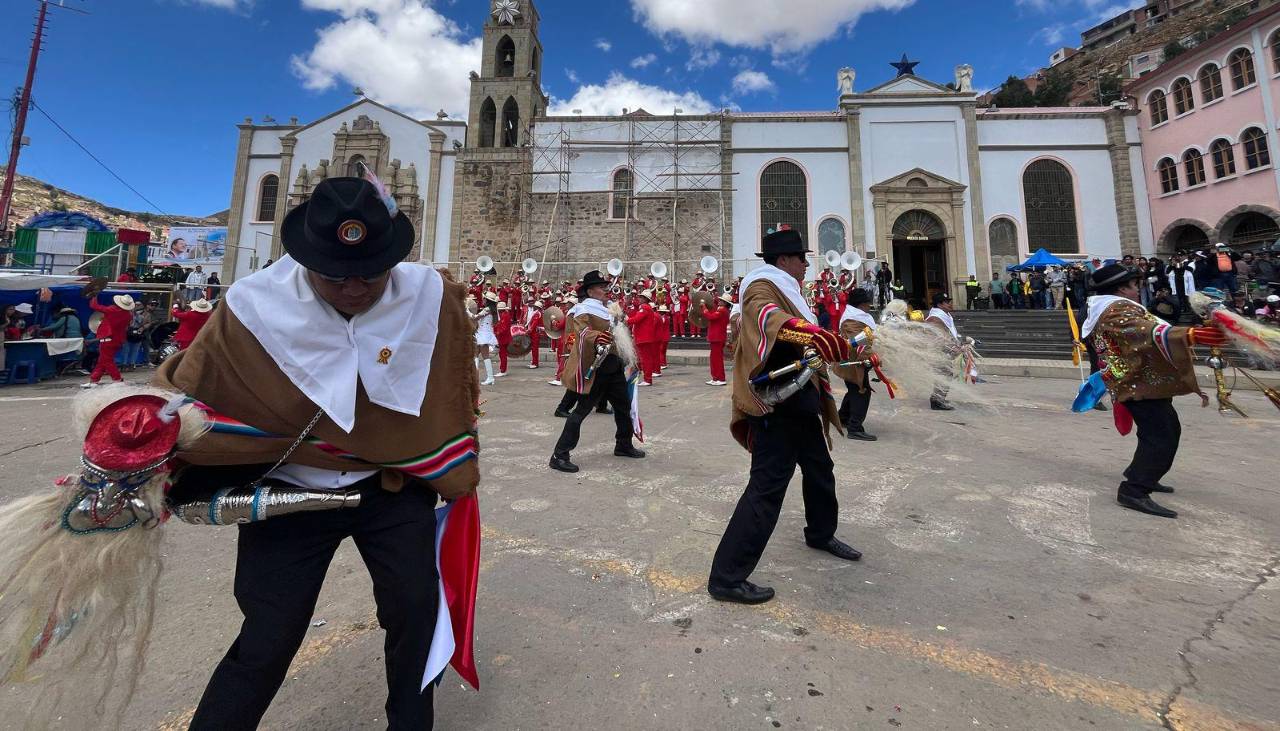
891, 209, 947, 309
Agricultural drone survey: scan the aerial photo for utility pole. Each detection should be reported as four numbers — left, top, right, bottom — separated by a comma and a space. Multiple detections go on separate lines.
0, 1, 79, 242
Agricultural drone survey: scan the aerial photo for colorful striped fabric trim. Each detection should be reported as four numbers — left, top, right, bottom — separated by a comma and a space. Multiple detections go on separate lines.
191, 401, 478, 482
1151, 323, 1174, 364
756, 304, 779, 361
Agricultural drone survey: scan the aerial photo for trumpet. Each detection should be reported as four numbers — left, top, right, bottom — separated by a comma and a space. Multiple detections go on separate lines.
610, 284, 622, 296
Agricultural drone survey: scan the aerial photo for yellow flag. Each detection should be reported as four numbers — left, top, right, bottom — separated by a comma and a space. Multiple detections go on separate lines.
1066, 299, 1083, 367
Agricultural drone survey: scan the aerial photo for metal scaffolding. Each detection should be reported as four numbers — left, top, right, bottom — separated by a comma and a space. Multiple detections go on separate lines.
518, 114, 733, 284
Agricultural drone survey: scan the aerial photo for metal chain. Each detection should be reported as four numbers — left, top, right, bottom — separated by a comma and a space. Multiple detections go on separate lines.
247, 409, 326, 488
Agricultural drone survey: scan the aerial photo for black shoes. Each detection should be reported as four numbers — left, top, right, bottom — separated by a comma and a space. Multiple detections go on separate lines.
930, 399, 955, 411
554, 409, 572, 418
614, 444, 646, 458
1093, 401, 1109, 412
1150, 483, 1175, 494
1117, 493, 1177, 518
596, 406, 614, 415
807, 537, 863, 561
549, 456, 579, 473
708, 580, 775, 605
846, 429, 877, 441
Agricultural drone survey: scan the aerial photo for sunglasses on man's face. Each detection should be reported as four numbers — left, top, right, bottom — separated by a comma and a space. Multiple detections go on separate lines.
314, 271, 390, 284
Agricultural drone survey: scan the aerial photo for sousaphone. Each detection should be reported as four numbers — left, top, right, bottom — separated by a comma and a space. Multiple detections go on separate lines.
543, 305, 566, 339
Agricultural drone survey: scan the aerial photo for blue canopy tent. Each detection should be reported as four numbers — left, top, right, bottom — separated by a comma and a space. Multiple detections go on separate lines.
1007, 248, 1070, 272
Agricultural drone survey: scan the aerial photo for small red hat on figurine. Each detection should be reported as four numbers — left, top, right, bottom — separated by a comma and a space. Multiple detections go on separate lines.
83, 395, 182, 471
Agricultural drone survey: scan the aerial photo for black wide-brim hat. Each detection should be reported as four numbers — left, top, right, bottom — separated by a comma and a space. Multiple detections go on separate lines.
1089, 263, 1139, 292
578, 269, 609, 297
756, 229, 810, 258
281, 176, 415, 278
849, 289, 873, 306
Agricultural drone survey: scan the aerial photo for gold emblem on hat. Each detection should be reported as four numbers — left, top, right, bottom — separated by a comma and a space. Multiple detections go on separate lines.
378, 347, 392, 364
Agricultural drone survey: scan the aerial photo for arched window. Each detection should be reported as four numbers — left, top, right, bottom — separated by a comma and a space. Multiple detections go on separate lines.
501, 97, 519, 147
531, 47, 541, 78
346, 154, 367, 177
1183, 150, 1206, 187
255, 173, 278, 222
1226, 212, 1280, 248
906, 177, 928, 188
1229, 48, 1256, 90
478, 97, 496, 148
1171, 78, 1194, 115
1271, 30, 1280, 74
988, 216, 1018, 258
1242, 127, 1270, 169
1157, 158, 1179, 194
1199, 63, 1224, 102
1148, 90, 1168, 126
1022, 159, 1079, 254
609, 168, 632, 220
759, 160, 809, 244
1210, 139, 1237, 178
495, 35, 516, 78
817, 217, 846, 258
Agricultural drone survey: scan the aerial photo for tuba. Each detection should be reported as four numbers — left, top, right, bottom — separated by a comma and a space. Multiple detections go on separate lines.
522, 258, 538, 275
699, 256, 719, 275
476, 255, 494, 273
606, 258, 625, 278
650, 261, 668, 279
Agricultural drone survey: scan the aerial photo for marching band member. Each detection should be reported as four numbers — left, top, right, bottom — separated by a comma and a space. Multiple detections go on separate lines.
84, 293, 135, 388
1081, 264, 1226, 518
525, 299, 545, 369
495, 301, 513, 377
656, 304, 671, 372
834, 289, 878, 441
703, 294, 731, 386
157, 176, 480, 729
475, 292, 500, 385
549, 270, 644, 473
675, 285, 690, 338
628, 290, 659, 386
173, 297, 215, 350
708, 230, 862, 606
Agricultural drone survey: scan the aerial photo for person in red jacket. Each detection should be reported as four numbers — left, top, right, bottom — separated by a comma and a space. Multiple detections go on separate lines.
702, 294, 731, 385
524, 299, 544, 369
84, 293, 136, 387
656, 304, 671, 372
626, 290, 658, 385
494, 302, 513, 376
674, 286, 690, 338
172, 298, 213, 350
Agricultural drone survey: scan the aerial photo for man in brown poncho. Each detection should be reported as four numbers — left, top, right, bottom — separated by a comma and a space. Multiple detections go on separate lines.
1082, 263, 1225, 519
156, 177, 479, 729
708, 230, 864, 605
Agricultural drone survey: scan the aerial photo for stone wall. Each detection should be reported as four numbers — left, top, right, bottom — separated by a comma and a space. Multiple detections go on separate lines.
450, 153, 525, 266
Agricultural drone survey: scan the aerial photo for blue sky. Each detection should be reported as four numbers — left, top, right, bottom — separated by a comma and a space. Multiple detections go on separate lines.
0, 0, 1141, 217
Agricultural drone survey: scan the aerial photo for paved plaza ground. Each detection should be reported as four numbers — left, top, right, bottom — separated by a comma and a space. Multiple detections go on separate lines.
0, 367, 1277, 730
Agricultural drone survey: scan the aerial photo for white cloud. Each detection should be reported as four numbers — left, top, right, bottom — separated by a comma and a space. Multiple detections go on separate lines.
630, 53, 658, 68
565, 68, 580, 83
290, 0, 481, 119
548, 72, 714, 115
595, 38, 613, 52
631, 0, 915, 55
686, 47, 721, 71
185, 0, 253, 10
731, 69, 775, 95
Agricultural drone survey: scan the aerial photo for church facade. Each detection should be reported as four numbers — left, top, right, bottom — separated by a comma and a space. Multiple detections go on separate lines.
224, 0, 1154, 302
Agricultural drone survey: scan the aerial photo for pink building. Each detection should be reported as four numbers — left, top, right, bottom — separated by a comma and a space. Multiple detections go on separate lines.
1128, 4, 1280, 254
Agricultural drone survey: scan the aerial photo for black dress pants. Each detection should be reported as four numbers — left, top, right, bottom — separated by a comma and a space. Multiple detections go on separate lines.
190, 477, 438, 731
1120, 398, 1181, 498
838, 371, 872, 432
557, 388, 612, 414
709, 413, 839, 587
552, 365, 634, 459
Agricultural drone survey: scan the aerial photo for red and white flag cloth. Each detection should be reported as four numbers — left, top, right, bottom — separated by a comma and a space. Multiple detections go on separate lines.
421, 493, 481, 690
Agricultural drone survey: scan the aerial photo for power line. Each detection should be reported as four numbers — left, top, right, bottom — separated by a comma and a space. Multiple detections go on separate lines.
27, 97, 170, 217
